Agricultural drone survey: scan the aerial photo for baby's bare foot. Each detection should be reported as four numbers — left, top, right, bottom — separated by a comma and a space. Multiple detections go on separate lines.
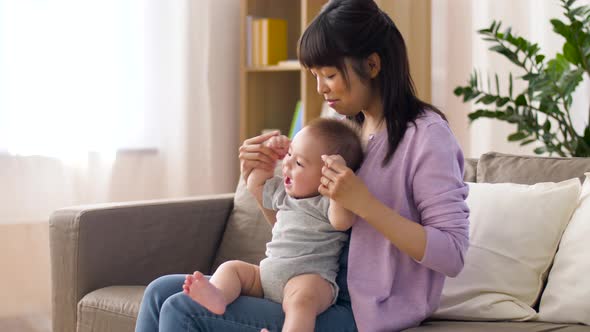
182, 274, 195, 295
186, 271, 227, 315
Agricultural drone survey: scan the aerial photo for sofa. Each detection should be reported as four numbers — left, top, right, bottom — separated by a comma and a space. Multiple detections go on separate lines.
49, 151, 590, 332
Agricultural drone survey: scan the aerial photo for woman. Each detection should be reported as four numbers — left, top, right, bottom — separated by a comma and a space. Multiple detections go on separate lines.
135, 0, 469, 331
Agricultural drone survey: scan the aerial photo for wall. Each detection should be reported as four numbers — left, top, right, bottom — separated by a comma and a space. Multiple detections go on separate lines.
377, 0, 432, 103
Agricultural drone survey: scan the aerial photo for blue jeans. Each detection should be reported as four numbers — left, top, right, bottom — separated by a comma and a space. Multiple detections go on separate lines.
134, 275, 356, 332
135, 242, 356, 332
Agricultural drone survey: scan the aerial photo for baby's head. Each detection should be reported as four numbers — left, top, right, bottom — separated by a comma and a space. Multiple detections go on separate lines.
282, 118, 363, 199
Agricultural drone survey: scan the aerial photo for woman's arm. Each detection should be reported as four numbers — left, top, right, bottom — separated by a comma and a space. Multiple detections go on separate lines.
320, 161, 426, 260
320, 123, 469, 277
357, 197, 427, 260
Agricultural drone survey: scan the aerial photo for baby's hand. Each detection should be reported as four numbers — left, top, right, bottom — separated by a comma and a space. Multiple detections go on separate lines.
265, 135, 290, 160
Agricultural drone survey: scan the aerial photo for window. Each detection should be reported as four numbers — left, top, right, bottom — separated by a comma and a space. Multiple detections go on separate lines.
0, 0, 153, 158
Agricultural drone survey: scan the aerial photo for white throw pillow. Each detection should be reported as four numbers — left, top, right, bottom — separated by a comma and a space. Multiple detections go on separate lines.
537, 173, 590, 325
432, 178, 581, 321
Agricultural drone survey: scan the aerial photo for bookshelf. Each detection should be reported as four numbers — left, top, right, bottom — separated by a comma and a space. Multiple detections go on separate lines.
239, 0, 432, 142
240, 0, 326, 142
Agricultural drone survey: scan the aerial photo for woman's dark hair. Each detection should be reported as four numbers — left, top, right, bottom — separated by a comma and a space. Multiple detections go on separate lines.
298, 0, 446, 166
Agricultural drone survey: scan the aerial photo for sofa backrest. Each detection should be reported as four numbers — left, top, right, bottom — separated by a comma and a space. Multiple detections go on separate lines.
211, 167, 279, 271
212, 151, 590, 270
475, 152, 590, 184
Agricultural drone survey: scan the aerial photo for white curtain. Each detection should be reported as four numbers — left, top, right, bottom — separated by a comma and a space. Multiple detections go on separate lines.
432, 0, 590, 158
0, 0, 240, 224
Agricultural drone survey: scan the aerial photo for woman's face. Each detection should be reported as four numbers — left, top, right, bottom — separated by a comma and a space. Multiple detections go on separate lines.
310, 59, 377, 117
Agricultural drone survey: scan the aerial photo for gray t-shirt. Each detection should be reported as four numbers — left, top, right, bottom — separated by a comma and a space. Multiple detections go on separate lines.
259, 176, 349, 303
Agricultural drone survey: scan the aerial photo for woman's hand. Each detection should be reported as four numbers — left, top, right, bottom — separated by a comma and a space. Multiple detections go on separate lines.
239, 131, 281, 182
319, 154, 372, 216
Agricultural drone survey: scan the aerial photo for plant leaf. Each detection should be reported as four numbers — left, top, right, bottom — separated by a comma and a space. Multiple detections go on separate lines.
543, 119, 552, 131
515, 94, 528, 106
496, 97, 511, 107
508, 132, 528, 141
453, 2, 589, 158
563, 42, 581, 65
489, 45, 521, 66
551, 19, 571, 40
534, 146, 547, 154
520, 138, 537, 146
477, 95, 498, 105
509, 73, 513, 98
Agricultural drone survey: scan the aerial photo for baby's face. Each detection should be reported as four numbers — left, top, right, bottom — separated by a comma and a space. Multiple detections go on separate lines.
282, 128, 326, 199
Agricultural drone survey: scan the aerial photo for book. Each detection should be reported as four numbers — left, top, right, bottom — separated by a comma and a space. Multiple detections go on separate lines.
246, 16, 253, 66
262, 18, 287, 65
289, 101, 303, 139
252, 18, 287, 66
252, 19, 261, 66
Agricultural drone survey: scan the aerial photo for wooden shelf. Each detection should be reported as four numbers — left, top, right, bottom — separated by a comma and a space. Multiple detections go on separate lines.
239, 0, 432, 142
240, 0, 326, 142
245, 63, 301, 72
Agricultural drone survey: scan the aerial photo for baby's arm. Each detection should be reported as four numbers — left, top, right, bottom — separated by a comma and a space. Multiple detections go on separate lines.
246, 135, 290, 226
329, 200, 355, 231
247, 167, 277, 226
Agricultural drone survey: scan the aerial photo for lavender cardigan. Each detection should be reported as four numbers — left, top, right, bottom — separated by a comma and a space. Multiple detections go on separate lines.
348, 111, 470, 332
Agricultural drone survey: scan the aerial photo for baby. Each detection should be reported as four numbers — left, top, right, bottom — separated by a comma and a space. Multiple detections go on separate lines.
183, 118, 363, 331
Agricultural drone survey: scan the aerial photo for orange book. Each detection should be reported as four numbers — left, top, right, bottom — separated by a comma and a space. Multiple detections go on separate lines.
252, 19, 262, 66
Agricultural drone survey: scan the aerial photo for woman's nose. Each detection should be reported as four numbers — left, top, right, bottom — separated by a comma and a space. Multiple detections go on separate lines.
316, 77, 329, 94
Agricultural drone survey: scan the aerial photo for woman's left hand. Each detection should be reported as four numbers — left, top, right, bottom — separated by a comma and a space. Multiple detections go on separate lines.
319, 154, 372, 215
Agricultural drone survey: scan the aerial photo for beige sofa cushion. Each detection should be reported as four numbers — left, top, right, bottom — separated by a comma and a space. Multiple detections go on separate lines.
538, 173, 590, 325
212, 176, 273, 271
77, 286, 144, 332
477, 152, 590, 184
433, 179, 581, 321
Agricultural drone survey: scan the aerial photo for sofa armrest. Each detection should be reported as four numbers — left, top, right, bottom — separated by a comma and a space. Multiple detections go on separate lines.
49, 193, 234, 332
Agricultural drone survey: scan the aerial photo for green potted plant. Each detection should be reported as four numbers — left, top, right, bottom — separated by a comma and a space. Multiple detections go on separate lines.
454, 0, 590, 157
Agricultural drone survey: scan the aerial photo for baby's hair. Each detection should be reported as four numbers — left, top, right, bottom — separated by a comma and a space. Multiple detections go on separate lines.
305, 118, 363, 171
